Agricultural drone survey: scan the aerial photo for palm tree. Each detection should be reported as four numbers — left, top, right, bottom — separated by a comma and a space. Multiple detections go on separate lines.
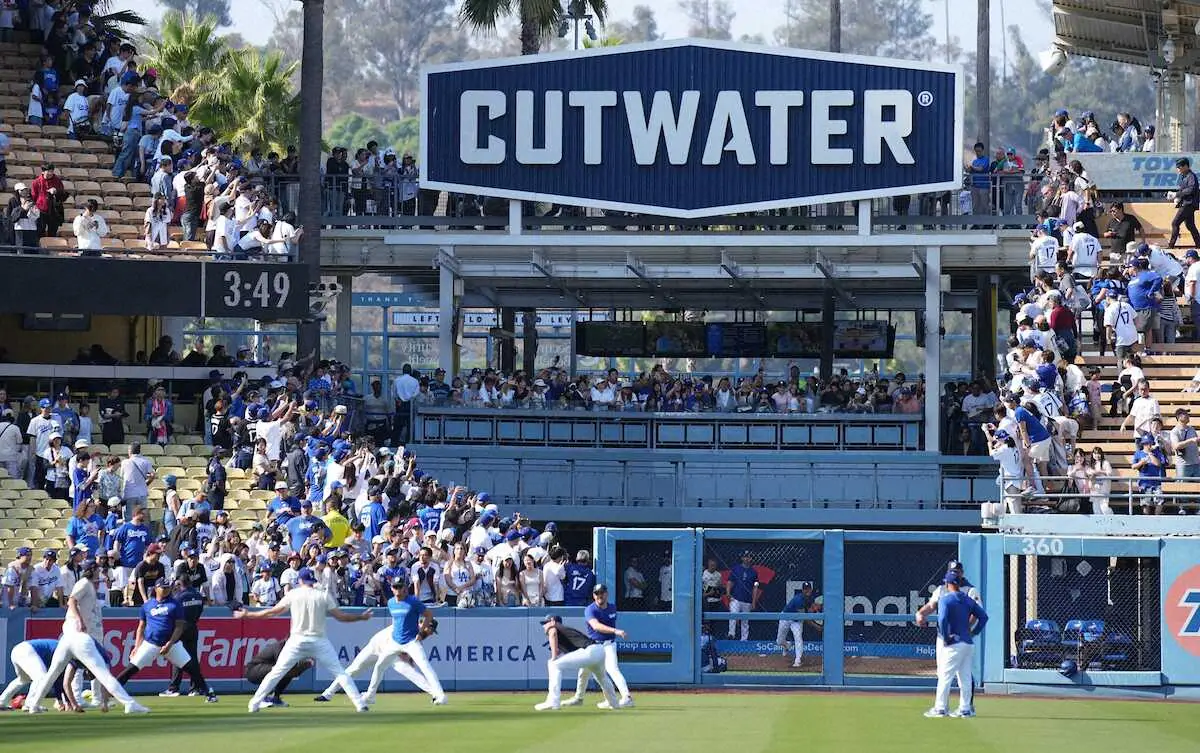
189, 48, 300, 152
459, 0, 608, 55
142, 12, 229, 99
87, 0, 148, 41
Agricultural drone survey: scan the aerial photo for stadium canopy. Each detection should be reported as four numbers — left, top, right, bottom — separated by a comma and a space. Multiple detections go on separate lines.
1051, 0, 1200, 71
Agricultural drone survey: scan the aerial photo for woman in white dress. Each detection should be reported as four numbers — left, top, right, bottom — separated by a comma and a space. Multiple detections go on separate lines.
143, 192, 172, 251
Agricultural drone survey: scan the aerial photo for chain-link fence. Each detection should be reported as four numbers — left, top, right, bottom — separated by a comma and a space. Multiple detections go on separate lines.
842, 539, 959, 676
700, 537, 825, 674
1005, 554, 1161, 671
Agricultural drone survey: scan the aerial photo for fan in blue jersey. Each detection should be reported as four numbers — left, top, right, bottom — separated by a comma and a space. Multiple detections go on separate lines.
563, 549, 596, 607
110, 506, 152, 602
417, 503, 443, 534
286, 500, 331, 553
358, 487, 388, 540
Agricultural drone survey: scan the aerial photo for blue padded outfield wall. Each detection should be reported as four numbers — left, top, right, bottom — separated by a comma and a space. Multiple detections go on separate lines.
3, 531, 1199, 698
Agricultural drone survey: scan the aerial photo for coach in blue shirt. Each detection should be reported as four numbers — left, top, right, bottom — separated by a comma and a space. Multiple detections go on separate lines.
726, 551, 760, 641
927, 571, 987, 718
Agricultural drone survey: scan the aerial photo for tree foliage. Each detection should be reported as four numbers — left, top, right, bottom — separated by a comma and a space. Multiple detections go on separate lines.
773, 0, 934, 60
608, 4, 660, 43
154, 0, 232, 27
324, 113, 421, 157
144, 12, 299, 152
458, 0, 609, 55
677, 0, 734, 41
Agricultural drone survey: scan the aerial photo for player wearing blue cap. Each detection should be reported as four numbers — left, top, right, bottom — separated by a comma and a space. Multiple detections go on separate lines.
535, 614, 619, 711
564, 582, 633, 708
236, 566, 373, 713
916, 561, 982, 628
115, 578, 216, 702
925, 570, 988, 718
727, 550, 760, 641
361, 575, 446, 704
777, 582, 822, 668
22, 559, 150, 714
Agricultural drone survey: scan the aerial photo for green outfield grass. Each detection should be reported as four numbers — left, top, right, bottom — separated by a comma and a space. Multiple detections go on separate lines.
2, 691, 1196, 753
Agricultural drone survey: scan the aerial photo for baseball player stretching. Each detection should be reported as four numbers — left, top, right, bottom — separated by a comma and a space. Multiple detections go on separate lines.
314, 620, 440, 703
357, 575, 447, 705
22, 559, 150, 714
926, 570, 988, 719
777, 583, 821, 668
114, 577, 216, 703
563, 582, 633, 708
534, 614, 619, 711
1, 639, 67, 709
235, 566, 373, 713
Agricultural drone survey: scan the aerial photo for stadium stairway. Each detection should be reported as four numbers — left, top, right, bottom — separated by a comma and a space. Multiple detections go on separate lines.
0, 37, 201, 256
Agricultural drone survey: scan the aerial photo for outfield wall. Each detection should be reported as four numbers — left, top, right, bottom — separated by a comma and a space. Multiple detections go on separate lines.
2, 531, 1199, 698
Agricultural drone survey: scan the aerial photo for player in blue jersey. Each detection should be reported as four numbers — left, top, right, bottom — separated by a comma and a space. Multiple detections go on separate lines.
362, 576, 446, 704
926, 570, 988, 718
726, 550, 760, 640
115, 577, 216, 702
777, 582, 822, 668
563, 549, 596, 606
1, 639, 68, 709
564, 583, 633, 709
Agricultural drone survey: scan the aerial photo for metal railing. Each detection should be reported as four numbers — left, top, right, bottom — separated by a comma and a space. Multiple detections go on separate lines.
412, 405, 924, 452
994, 471, 1200, 516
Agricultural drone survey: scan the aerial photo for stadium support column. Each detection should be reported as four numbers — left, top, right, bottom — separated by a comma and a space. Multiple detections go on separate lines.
439, 262, 457, 376
973, 273, 997, 380
335, 274, 352, 366
924, 246, 941, 454
976, 0, 990, 149
296, 0, 325, 362
819, 286, 835, 381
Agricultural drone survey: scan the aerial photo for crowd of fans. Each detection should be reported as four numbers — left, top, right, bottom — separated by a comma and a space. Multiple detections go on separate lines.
0, 353, 610, 612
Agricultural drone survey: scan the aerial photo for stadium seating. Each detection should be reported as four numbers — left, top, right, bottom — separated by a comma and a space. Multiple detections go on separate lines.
1014, 619, 1063, 668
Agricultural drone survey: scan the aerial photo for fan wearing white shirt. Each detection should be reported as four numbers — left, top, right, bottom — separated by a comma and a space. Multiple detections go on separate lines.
212, 198, 238, 258
64, 80, 91, 136
1066, 225, 1101, 279
1029, 231, 1059, 278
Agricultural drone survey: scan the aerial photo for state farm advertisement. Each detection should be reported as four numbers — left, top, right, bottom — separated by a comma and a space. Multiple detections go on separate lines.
24, 617, 290, 680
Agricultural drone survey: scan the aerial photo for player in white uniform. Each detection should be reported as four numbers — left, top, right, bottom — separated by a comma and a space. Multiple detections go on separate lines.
915, 560, 982, 627
235, 566, 372, 713
359, 575, 447, 705
314, 616, 441, 703
22, 559, 150, 714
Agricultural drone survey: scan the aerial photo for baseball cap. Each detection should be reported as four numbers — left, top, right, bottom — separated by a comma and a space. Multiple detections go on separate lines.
215, 509, 229, 518
153, 577, 172, 589
258, 563, 271, 572
1139, 435, 1156, 445
390, 574, 409, 588
16, 546, 31, 557
1187, 250, 1199, 260
42, 548, 57, 559
541, 614, 563, 625
943, 570, 960, 585
180, 543, 195, 555
74, 78, 87, 88
300, 500, 313, 508
73, 438, 90, 449
316, 553, 328, 564
275, 481, 289, 489
146, 543, 163, 555
948, 560, 964, 572
592, 583, 608, 594
994, 429, 1011, 441
287, 551, 302, 560
164, 474, 177, 486
297, 567, 318, 584
38, 398, 51, 409
477, 492, 491, 503
505, 529, 520, 541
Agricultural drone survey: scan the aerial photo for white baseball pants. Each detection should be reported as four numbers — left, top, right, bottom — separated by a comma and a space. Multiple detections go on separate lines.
545, 644, 617, 708
250, 636, 364, 710
129, 640, 192, 670
368, 636, 445, 702
933, 640, 974, 713
323, 630, 436, 699
572, 640, 630, 700
24, 632, 135, 711
0, 642, 48, 706
777, 620, 804, 662
729, 599, 752, 640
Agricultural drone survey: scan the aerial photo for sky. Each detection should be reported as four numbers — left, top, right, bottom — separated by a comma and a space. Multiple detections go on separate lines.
120, 0, 1056, 65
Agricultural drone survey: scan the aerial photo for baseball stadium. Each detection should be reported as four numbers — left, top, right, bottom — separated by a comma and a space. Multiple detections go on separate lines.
1, 1, 1199, 751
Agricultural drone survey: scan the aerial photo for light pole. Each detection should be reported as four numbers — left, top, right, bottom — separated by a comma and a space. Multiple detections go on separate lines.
558, 0, 597, 50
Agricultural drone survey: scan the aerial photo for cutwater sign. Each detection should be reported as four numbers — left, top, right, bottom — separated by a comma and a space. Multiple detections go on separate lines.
421, 39, 963, 218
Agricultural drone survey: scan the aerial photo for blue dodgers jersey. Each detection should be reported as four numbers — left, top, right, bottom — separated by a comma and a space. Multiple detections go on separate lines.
115, 522, 152, 567
417, 506, 442, 533
563, 563, 595, 606
141, 597, 181, 645
28, 638, 59, 665
388, 594, 426, 645
584, 601, 617, 642
728, 564, 758, 602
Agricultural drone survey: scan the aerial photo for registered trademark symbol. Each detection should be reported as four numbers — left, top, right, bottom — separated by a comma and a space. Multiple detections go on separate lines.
916, 91, 934, 107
